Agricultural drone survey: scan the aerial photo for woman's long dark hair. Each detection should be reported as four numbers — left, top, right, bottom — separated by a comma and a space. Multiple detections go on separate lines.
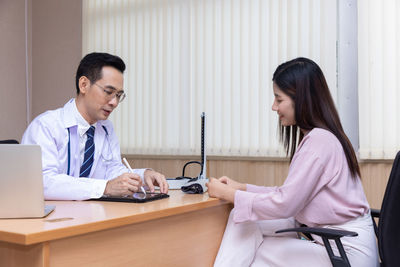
272, 57, 360, 178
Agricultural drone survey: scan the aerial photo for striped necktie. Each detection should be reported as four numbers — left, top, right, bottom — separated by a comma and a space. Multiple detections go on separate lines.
80, 126, 95, 177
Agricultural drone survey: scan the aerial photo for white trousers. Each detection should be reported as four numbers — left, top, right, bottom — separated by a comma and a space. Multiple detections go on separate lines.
214, 210, 379, 267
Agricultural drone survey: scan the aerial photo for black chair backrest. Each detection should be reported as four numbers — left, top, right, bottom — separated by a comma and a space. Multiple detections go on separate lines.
0, 139, 19, 144
379, 151, 400, 266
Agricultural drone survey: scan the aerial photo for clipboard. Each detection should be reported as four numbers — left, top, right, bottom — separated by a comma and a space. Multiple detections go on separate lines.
93, 192, 169, 203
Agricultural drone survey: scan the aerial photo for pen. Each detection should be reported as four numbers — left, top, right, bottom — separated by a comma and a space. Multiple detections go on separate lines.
122, 157, 146, 196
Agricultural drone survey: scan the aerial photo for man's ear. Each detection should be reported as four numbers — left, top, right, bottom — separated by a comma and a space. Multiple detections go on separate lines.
78, 76, 90, 94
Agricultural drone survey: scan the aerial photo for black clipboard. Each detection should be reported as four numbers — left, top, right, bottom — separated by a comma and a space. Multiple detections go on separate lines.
92, 192, 169, 203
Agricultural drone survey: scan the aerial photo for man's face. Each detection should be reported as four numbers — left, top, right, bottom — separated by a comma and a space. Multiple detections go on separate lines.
79, 66, 124, 124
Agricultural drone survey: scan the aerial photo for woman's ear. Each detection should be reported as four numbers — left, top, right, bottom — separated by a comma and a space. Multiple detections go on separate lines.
78, 76, 90, 95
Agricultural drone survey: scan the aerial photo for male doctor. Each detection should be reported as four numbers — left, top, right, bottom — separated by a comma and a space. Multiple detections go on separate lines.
22, 52, 168, 200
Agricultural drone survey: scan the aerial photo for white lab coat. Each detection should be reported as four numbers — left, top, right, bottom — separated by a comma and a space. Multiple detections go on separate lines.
22, 99, 145, 200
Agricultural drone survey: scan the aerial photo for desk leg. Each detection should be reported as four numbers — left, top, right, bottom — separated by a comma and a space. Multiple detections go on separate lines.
0, 241, 49, 267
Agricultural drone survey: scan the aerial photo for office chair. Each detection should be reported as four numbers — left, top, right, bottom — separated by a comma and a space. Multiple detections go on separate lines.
276, 150, 400, 267
0, 139, 19, 144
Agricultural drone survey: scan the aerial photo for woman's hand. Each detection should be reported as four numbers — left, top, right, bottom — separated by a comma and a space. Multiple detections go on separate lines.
206, 177, 236, 203
218, 176, 246, 191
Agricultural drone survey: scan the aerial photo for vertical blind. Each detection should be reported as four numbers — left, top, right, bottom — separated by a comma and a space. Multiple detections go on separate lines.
358, 0, 400, 159
82, 0, 337, 157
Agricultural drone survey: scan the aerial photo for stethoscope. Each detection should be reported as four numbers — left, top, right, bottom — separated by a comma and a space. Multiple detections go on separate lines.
67, 125, 113, 175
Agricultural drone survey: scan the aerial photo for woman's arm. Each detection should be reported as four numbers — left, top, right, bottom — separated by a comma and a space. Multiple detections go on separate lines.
233, 151, 325, 223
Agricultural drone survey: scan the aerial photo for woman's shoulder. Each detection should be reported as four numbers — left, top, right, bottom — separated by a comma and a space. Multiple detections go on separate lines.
298, 128, 342, 156
307, 128, 338, 142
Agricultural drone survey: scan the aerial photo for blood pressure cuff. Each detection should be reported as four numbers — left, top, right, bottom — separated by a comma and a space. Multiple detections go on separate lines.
181, 178, 208, 194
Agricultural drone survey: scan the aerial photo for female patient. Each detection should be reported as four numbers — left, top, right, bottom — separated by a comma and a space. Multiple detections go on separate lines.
207, 57, 378, 267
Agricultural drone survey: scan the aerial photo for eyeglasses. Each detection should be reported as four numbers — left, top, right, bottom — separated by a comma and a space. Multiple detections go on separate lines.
94, 83, 126, 103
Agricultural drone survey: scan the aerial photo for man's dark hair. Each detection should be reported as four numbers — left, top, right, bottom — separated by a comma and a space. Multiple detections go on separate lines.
75, 52, 126, 94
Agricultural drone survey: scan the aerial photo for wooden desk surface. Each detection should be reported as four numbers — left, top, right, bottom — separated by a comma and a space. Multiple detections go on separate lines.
0, 190, 227, 245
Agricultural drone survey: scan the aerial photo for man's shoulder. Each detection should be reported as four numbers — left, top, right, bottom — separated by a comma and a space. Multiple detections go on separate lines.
22, 105, 66, 144
32, 106, 63, 126
31, 100, 75, 127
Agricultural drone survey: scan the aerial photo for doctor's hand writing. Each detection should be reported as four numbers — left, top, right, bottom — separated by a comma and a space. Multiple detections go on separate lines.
206, 177, 241, 203
104, 173, 143, 196
144, 170, 169, 194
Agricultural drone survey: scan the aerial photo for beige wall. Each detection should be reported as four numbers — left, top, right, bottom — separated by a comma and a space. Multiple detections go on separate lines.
0, 0, 81, 142
31, 0, 81, 118
0, 0, 29, 141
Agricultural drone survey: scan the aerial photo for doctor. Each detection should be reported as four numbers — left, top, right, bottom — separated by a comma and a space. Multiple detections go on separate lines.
22, 52, 168, 200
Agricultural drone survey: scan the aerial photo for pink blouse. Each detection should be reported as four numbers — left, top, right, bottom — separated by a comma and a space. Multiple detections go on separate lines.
233, 128, 369, 227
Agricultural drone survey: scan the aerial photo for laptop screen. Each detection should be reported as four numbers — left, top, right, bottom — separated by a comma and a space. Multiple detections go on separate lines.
0, 144, 54, 218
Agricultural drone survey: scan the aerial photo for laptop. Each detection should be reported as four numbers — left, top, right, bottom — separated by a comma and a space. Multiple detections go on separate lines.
0, 144, 55, 218
167, 112, 207, 190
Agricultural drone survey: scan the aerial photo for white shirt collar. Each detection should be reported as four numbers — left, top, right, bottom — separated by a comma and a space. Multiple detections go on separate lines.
72, 99, 96, 137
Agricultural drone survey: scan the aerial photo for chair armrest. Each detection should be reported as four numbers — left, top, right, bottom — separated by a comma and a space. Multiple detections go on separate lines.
276, 227, 357, 267
370, 209, 380, 237
370, 208, 380, 218
275, 227, 358, 239
0, 139, 19, 144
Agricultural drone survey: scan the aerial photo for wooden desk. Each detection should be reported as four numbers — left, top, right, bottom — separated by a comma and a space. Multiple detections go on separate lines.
0, 191, 232, 267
